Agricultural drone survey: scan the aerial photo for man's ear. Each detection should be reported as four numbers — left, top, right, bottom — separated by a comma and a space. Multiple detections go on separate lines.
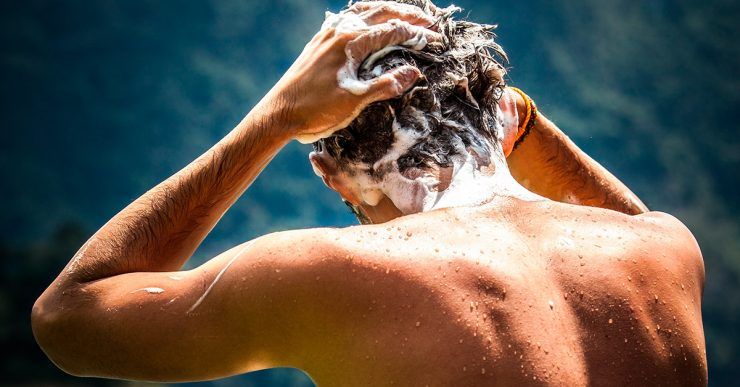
309, 151, 363, 205
309, 150, 336, 186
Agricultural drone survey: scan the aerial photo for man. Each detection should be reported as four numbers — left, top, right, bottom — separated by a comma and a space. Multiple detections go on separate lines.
32, 1, 707, 385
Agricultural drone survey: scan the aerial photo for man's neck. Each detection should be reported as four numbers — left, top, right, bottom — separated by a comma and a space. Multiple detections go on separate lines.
425, 151, 540, 211
358, 149, 542, 224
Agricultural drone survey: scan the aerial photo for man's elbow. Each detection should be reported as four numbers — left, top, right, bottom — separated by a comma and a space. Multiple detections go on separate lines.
31, 292, 88, 377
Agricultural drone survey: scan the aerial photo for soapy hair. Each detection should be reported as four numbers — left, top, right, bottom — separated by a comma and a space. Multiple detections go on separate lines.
313, 0, 507, 178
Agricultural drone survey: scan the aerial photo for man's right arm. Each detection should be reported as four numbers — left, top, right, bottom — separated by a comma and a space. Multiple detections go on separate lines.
504, 89, 649, 215
31, 4, 442, 381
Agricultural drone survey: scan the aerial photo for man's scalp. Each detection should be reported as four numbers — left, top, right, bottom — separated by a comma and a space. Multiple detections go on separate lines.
314, 0, 508, 177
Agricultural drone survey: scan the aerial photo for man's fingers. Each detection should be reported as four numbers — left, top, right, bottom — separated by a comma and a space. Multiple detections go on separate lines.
348, 1, 436, 28
344, 20, 443, 72
366, 65, 421, 101
361, 8, 436, 28
498, 88, 521, 156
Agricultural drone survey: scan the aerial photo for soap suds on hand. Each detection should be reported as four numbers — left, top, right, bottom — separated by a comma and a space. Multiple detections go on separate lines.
323, 11, 434, 97
312, 2, 516, 218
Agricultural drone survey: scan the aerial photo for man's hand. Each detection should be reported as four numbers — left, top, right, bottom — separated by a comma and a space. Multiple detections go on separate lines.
498, 88, 522, 156
267, 2, 442, 143
30, 4, 443, 379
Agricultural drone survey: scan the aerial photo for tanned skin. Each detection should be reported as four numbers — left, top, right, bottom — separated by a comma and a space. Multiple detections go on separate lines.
32, 3, 706, 386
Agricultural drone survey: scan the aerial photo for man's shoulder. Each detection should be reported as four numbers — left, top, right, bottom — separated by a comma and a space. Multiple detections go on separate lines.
631, 211, 703, 265
542, 202, 700, 253
632, 210, 705, 284
517, 202, 704, 283
550, 206, 705, 291
252, 223, 416, 270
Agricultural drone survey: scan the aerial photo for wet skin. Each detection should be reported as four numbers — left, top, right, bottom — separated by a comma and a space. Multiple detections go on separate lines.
30, 2, 706, 386
31, 195, 706, 386
285, 200, 706, 386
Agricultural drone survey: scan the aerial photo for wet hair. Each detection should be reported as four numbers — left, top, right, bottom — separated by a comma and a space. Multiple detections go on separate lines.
313, 0, 508, 178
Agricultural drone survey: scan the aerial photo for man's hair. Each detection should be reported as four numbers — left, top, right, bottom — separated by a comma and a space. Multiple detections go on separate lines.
313, 0, 508, 177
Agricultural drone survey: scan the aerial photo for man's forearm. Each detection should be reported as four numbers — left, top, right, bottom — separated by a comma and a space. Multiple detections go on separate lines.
507, 112, 648, 215
62, 97, 292, 283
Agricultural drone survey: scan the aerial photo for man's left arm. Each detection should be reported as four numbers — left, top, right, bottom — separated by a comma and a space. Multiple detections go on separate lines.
501, 88, 649, 215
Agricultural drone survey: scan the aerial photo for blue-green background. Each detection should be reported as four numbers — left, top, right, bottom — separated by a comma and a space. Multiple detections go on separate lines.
1, 0, 738, 385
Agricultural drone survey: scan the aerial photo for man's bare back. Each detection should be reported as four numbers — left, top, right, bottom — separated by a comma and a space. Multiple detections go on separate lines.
299, 199, 706, 385
31, 1, 706, 386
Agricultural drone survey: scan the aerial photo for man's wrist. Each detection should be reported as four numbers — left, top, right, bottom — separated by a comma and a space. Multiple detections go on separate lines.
241, 89, 298, 143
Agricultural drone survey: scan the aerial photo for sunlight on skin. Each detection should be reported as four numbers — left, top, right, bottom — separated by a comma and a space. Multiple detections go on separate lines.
187, 240, 256, 314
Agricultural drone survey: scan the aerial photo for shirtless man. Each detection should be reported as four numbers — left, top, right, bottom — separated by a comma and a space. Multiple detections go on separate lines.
32, 1, 707, 385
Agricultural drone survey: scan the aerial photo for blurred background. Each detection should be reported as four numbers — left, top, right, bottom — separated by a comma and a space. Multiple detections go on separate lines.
1, 0, 737, 385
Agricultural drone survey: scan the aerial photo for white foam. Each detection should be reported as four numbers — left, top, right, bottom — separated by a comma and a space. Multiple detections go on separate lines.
402, 33, 429, 51
296, 10, 438, 144
309, 6, 542, 213
334, 117, 426, 210
324, 11, 430, 97
362, 45, 405, 72
322, 111, 542, 215
322, 11, 372, 96
322, 10, 366, 33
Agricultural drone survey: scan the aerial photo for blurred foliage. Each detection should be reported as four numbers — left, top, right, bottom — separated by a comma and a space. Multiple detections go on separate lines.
0, 0, 737, 385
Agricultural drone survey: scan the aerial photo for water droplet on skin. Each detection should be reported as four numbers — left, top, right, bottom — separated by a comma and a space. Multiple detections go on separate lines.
416, 321, 421, 327
609, 318, 613, 324
548, 300, 554, 309
130, 287, 165, 294
481, 368, 486, 375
